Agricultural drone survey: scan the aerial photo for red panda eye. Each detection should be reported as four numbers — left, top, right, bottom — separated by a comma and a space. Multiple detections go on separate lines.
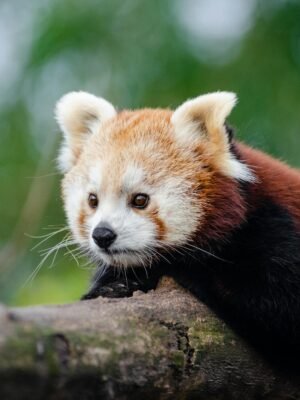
131, 193, 149, 209
88, 193, 98, 209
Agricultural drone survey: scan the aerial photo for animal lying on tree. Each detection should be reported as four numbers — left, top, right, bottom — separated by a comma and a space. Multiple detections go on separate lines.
55, 90, 300, 370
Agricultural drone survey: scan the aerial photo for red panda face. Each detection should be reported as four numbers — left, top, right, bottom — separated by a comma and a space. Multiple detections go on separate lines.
61, 109, 203, 267
56, 92, 253, 268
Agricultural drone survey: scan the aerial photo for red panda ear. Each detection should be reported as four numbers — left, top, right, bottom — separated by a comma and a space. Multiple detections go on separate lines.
171, 91, 236, 146
55, 91, 116, 172
171, 92, 254, 181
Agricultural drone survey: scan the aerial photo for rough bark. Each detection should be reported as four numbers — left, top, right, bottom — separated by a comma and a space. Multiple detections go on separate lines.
0, 278, 299, 400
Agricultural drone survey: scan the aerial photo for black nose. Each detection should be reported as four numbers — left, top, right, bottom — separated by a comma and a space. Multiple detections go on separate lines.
92, 225, 117, 249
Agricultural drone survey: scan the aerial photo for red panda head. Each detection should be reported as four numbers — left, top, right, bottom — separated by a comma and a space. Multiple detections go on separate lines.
55, 91, 253, 267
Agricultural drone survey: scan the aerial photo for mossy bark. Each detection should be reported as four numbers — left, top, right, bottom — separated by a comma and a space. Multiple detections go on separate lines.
0, 279, 299, 400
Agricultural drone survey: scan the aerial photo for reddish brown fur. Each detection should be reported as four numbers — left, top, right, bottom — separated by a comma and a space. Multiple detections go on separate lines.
196, 172, 247, 245
193, 142, 300, 244
238, 143, 300, 230
96, 109, 200, 186
148, 208, 167, 241
132, 198, 167, 241
78, 205, 87, 239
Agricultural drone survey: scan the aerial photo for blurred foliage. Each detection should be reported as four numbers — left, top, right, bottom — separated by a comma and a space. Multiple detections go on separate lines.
1, 0, 300, 306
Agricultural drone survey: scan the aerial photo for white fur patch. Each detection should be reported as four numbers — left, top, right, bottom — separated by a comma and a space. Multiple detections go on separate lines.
122, 164, 145, 192
89, 163, 103, 188
63, 176, 86, 242
57, 144, 77, 173
226, 157, 255, 182
155, 177, 200, 244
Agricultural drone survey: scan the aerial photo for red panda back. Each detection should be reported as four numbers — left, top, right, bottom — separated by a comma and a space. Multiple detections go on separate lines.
237, 142, 300, 229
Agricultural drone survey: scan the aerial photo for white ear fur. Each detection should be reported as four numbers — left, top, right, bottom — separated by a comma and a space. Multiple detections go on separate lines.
55, 91, 116, 172
171, 92, 254, 182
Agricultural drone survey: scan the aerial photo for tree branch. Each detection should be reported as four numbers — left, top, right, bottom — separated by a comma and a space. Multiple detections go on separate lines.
0, 278, 299, 399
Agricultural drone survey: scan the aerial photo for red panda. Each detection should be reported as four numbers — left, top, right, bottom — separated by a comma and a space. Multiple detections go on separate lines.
55, 91, 300, 369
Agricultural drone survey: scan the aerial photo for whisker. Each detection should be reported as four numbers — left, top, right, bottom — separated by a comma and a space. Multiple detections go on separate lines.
183, 241, 231, 263
38, 236, 74, 256
27, 227, 70, 251
23, 242, 69, 287
123, 265, 129, 287
64, 245, 80, 267
23, 238, 77, 287
47, 245, 61, 269
87, 263, 107, 292
42, 225, 67, 230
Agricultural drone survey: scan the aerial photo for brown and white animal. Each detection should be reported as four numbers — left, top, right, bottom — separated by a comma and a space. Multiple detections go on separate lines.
55, 91, 300, 368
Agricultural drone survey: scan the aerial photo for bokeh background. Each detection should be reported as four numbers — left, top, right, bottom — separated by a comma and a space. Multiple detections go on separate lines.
1, 0, 300, 306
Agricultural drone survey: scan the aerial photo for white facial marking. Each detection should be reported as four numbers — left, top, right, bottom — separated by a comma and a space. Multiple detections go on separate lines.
89, 163, 103, 188
87, 194, 157, 267
63, 175, 86, 242
155, 177, 200, 243
122, 164, 145, 192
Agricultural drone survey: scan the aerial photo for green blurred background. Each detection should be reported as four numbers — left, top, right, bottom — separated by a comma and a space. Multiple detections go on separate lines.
1, 0, 300, 306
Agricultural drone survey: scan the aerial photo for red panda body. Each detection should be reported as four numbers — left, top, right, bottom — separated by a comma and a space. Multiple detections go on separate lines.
55, 91, 300, 370
170, 141, 300, 369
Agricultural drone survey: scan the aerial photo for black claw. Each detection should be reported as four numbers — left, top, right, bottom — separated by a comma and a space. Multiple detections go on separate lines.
81, 264, 165, 300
